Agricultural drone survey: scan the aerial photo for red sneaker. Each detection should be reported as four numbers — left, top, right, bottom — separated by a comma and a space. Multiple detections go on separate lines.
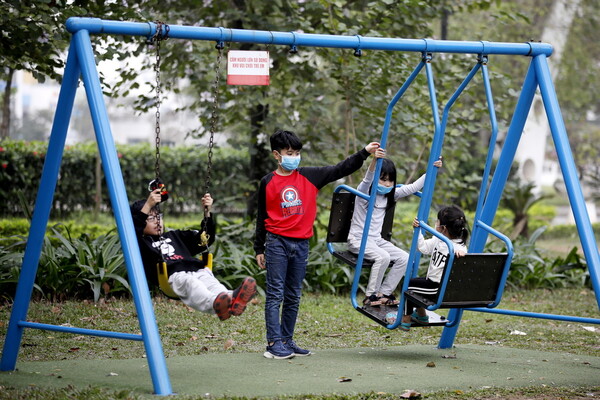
230, 277, 257, 316
213, 292, 232, 321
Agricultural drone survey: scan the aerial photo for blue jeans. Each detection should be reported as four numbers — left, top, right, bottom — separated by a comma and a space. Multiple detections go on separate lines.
264, 233, 309, 343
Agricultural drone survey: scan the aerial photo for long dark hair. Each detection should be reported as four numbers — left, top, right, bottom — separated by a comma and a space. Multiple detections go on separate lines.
438, 205, 469, 244
368, 158, 397, 209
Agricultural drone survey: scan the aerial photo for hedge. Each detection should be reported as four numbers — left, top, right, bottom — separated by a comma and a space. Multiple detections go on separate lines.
0, 140, 252, 218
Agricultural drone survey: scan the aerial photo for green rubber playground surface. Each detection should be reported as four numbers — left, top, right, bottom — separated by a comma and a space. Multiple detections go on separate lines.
1, 344, 598, 398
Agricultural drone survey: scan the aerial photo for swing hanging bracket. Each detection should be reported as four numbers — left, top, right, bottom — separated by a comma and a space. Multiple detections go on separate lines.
353, 35, 362, 57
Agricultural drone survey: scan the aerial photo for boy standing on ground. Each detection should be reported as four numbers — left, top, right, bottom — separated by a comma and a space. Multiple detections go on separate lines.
254, 129, 380, 359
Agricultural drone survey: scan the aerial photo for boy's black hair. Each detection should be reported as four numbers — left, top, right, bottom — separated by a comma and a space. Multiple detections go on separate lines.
131, 199, 147, 215
437, 205, 469, 244
270, 129, 303, 152
130, 199, 159, 222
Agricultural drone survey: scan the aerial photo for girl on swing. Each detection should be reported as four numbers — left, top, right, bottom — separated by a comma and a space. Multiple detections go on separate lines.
347, 149, 442, 307
131, 189, 257, 321
399, 205, 469, 331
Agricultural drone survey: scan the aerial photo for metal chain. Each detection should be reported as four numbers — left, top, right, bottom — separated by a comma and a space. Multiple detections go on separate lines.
204, 42, 224, 198
152, 21, 169, 181
200, 42, 224, 247
151, 21, 170, 238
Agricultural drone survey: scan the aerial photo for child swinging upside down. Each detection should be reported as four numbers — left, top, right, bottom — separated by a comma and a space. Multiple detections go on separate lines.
347, 149, 442, 307
131, 190, 257, 321
399, 205, 469, 331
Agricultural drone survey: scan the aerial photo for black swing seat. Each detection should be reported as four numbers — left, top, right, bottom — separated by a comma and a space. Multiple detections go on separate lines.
404, 252, 509, 309
326, 191, 395, 267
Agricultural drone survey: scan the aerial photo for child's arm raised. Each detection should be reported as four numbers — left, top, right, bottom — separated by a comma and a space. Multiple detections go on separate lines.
303, 142, 380, 189
368, 147, 386, 172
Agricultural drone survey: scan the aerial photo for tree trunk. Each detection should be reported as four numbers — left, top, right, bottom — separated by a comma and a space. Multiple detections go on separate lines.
245, 103, 270, 218
1, 68, 14, 139
440, 8, 450, 40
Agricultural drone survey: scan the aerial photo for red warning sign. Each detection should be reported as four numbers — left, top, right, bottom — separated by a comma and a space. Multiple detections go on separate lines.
227, 50, 270, 86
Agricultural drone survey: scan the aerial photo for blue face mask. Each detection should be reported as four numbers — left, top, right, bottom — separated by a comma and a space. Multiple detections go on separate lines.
280, 154, 301, 171
376, 183, 393, 195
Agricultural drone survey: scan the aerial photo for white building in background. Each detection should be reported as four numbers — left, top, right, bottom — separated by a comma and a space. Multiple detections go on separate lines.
11, 59, 213, 147
513, 0, 597, 224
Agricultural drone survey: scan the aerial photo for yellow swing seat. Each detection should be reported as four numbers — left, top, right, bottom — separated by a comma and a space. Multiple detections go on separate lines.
157, 253, 213, 299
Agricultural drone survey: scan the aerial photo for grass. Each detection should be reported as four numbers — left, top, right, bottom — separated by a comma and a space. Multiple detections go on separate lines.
537, 237, 596, 257
0, 288, 599, 399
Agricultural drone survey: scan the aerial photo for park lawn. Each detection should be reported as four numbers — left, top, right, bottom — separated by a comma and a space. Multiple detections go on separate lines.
537, 236, 600, 258
0, 288, 598, 399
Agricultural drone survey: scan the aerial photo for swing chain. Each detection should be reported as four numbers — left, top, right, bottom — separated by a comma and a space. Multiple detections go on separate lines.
204, 42, 224, 199
152, 21, 170, 182
199, 42, 224, 247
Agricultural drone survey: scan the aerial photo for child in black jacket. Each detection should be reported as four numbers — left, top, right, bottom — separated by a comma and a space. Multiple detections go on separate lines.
132, 189, 256, 320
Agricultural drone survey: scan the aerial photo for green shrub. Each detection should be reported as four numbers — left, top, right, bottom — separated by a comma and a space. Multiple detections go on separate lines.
0, 237, 29, 301
0, 218, 32, 236
543, 222, 600, 240
0, 140, 252, 218
504, 227, 589, 290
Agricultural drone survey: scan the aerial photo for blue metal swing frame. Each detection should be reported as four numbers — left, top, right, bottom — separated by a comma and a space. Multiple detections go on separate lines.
2, 18, 599, 396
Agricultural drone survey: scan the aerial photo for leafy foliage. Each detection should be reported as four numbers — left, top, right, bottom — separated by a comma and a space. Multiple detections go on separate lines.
501, 178, 551, 239
505, 227, 589, 290
0, 212, 593, 303
1, 225, 130, 302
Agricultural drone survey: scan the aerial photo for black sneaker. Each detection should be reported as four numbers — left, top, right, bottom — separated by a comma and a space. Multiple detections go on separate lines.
264, 340, 295, 359
284, 339, 312, 356
362, 294, 383, 307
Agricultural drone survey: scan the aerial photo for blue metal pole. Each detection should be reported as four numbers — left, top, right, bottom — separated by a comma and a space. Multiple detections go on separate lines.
64, 18, 553, 57
350, 59, 426, 310
395, 58, 480, 329
471, 60, 539, 251
397, 57, 441, 329
533, 55, 600, 308
474, 220, 514, 307
414, 57, 443, 221
474, 58, 499, 224
17, 321, 143, 341
0, 41, 80, 372
467, 308, 600, 325
421, 58, 481, 215
73, 30, 172, 395
438, 60, 539, 349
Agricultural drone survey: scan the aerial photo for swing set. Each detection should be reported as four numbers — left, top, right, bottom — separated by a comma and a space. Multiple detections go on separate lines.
2, 18, 599, 396
147, 22, 219, 299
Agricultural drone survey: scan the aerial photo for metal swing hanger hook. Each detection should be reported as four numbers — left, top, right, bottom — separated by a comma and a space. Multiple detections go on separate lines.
149, 20, 170, 43
354, 35, 362, 57
215, 27, 226, 50
289, 31, 298, 54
